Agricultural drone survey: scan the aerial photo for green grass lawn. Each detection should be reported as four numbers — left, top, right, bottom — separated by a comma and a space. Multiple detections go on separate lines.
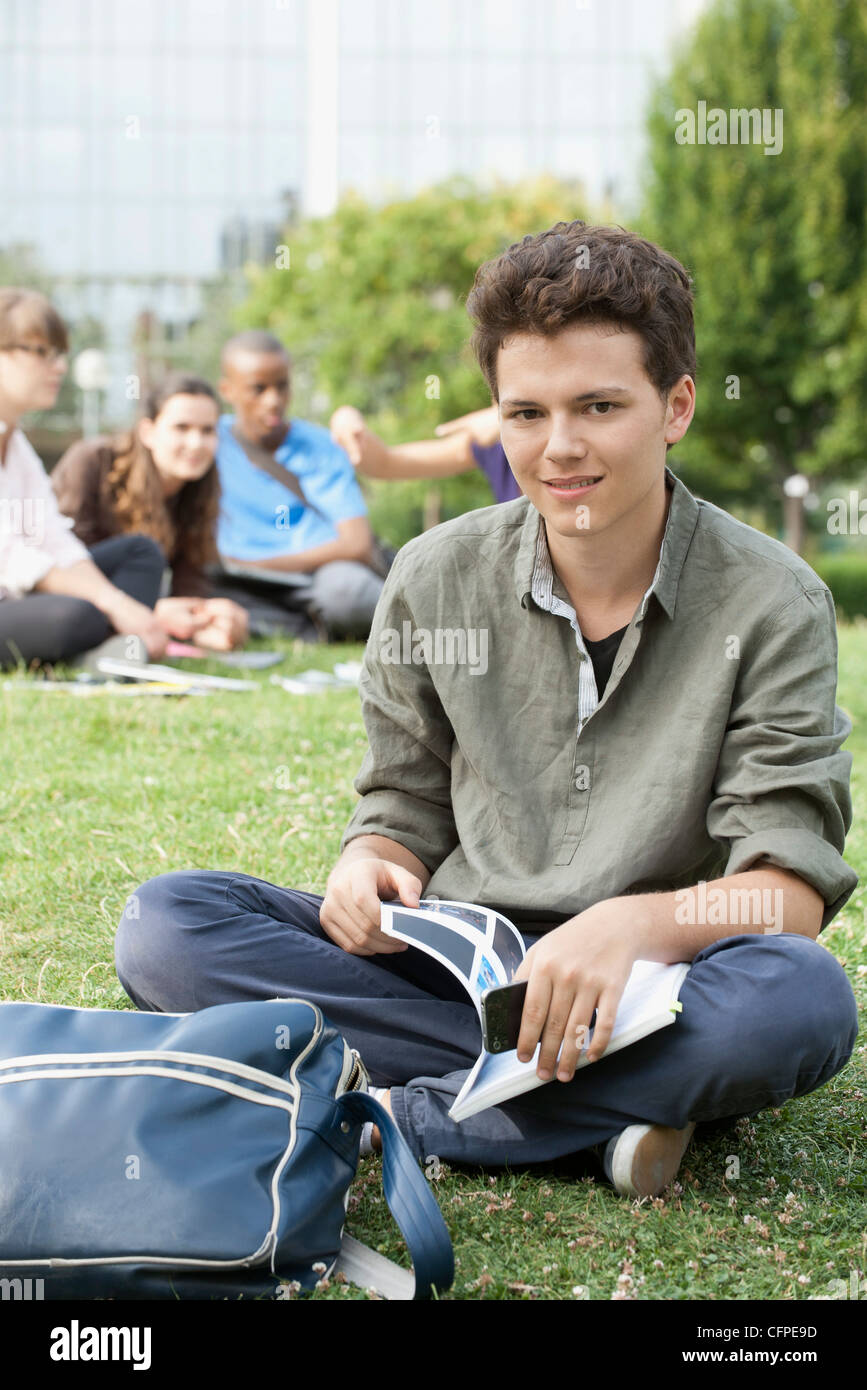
1, 627, 865, 1302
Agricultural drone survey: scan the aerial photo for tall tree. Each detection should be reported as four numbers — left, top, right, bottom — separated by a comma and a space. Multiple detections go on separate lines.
237, 175, 588, 438
642, 0, 867, 520
233, 176, 589, 543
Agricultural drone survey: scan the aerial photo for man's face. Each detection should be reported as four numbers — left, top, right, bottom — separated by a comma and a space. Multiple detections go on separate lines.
497, 322, 692, 542
219, 350, 291, 447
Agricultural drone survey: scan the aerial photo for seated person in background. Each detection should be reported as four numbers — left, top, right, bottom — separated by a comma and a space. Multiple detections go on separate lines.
329, 401, 521, 503
211, 330, 385, 642
52, 373, 248, 653
0, 287, 167, 670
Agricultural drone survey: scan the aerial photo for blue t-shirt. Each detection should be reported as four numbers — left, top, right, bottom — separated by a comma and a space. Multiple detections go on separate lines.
215, 415, 368, 560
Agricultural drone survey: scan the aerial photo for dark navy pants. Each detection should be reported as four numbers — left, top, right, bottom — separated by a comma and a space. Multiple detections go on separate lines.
0, 534, 165, 669
115, 870, 859, 1168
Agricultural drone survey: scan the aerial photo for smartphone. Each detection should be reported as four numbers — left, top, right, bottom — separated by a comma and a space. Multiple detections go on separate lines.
480, 980, 528, 1053
481, 982, 599, 1056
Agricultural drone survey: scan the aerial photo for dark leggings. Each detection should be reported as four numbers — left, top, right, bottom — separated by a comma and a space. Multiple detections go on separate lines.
0, 534, 166, 670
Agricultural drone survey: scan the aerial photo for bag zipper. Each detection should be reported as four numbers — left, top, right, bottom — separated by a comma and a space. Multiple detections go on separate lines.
341, 1048, 368, 1095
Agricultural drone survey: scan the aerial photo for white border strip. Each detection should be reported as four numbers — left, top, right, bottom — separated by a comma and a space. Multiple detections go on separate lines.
0, 1050, 300, 1100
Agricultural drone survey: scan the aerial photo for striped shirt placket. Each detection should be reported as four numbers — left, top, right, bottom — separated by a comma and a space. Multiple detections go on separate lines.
529, 521, 666, 734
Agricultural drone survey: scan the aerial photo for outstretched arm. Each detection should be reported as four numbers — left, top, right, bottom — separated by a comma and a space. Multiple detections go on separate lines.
330, 405, 477, 480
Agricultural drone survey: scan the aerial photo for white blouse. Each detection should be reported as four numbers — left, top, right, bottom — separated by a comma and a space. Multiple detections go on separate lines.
0, 427, 90, 600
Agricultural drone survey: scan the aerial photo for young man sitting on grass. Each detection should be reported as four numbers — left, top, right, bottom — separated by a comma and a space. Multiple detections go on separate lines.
116, 222, 859, 1198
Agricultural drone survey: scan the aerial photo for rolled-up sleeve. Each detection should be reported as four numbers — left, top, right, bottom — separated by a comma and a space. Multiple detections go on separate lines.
339, 546, 459, 871
706, 585, 858, 930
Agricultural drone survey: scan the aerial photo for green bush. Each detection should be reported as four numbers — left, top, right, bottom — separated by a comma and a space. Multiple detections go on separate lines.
363, 472, 498, 549
812, 553, 867, 619
236, 175, 589, 439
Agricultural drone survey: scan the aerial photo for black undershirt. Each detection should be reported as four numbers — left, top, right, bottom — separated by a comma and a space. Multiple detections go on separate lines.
583, 624, 629, 698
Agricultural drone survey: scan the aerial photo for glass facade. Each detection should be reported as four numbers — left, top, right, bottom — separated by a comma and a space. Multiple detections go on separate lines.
0, 0, 707, 425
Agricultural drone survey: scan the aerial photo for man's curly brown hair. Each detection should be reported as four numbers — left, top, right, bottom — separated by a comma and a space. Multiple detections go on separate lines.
466, 221, 696, 403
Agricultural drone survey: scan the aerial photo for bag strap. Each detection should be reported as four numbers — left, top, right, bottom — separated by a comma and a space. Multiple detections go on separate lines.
229, 422, 329, 522
333, 1091, 454, 1300
229, 420, 395, 580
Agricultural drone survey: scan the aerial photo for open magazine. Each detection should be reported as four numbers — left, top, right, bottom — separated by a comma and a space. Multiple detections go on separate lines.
379, 898, 691, 1122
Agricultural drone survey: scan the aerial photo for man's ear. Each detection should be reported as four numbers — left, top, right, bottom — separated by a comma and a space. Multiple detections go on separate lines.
663, 375, 696, 447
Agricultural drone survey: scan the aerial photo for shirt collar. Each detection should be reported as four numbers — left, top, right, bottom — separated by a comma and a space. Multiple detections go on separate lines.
515, 465, 700, 621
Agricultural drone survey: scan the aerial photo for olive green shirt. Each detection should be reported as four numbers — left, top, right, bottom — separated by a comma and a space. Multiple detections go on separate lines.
340, 466, 857, 934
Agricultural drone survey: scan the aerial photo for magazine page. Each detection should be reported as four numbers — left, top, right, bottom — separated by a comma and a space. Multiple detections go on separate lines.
379, 898, 525, 1019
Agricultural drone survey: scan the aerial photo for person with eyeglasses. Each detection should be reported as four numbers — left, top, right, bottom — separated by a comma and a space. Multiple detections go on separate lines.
0, 288, 168, 670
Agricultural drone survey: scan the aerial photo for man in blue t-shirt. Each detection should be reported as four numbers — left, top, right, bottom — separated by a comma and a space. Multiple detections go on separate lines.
210, 331, 385, 640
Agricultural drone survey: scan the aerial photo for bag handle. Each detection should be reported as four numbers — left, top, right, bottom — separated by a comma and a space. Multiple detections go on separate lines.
334, 1091, 454, 1300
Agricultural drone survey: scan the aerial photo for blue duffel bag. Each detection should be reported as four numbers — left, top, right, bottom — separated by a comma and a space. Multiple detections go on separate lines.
0, 996, 454, 1300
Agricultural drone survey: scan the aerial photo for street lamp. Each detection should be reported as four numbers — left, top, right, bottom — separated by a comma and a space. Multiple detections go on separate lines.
782, 473, 810, 554
73, 349, 110, 438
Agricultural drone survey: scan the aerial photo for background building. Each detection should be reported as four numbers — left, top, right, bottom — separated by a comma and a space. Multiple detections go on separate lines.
0, 0, 708, 429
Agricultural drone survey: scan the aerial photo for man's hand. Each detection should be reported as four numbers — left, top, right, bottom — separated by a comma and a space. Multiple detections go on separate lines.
221, 515, 373, 574
329, 405, 366, 465
512, 900, 643, 1082
434, 404, 500, 447
320, 857, 422, 955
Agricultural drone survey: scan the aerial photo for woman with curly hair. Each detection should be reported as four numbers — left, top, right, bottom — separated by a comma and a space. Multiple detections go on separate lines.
52, 372, 248, 652
0, 288, 168, 670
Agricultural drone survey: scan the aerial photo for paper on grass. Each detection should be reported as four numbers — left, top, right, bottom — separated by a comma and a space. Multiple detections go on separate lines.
96, 657, 256, 692
1, 679, 211, 697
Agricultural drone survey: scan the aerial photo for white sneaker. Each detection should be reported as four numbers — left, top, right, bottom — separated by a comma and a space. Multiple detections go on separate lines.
603, 1121, 697, 1197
